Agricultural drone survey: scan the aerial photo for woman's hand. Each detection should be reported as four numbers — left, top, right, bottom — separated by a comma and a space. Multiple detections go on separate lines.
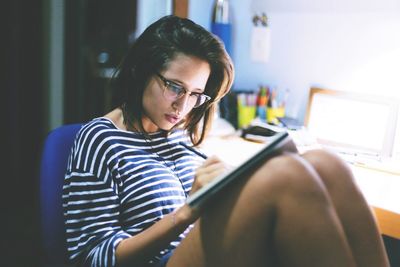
173, 156, 229, 225
190, 155, 229, 196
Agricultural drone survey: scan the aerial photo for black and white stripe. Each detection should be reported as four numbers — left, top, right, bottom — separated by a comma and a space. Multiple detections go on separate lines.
63, 118, 203, 266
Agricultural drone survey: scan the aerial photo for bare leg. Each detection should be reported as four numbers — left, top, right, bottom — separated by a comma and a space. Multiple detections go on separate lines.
302, 149, 390, 267
168, 152, 359, 267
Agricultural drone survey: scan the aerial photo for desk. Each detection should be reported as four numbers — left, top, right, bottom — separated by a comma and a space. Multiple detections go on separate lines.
201, 135, 400, 239
350, 165, 400, 239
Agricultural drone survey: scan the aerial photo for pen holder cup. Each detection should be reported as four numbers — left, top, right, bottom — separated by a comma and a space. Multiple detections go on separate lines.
267, 107, 285, 124
238, 105, 256, 128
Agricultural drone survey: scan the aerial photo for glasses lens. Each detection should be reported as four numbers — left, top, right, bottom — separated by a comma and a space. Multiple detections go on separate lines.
164, 82, 183, 99
158, 73, 211, 108
193, 94, 211, 108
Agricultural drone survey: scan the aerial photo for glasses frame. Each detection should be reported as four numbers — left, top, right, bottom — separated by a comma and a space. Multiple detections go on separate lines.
156, 73, 211, 108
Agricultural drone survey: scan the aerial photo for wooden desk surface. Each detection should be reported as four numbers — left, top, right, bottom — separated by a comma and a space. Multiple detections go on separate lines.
350, 165, 400, 239
201, 135, 400, 239
373, 207, 400, 239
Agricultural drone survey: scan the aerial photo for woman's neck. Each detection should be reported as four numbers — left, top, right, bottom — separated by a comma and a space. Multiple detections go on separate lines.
104, 108, 127, 131
104, 107, 159, 133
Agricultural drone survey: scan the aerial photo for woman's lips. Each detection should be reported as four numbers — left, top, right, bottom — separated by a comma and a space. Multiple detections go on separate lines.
165, 114, 180, 124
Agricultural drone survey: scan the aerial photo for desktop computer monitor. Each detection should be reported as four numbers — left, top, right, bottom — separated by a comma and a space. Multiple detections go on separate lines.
304, 87, 399, 160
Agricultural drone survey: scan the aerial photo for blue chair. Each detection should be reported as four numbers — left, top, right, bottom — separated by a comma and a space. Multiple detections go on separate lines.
40, 123, 82, 267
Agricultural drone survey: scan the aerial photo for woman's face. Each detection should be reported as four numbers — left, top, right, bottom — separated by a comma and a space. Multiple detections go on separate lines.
141, 54, 211, 132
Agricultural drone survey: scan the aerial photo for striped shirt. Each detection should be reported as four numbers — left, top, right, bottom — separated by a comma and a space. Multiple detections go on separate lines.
62, 117, 204, 266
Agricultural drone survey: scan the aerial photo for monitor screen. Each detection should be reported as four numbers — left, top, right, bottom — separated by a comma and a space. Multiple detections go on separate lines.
305, 88, 399, 158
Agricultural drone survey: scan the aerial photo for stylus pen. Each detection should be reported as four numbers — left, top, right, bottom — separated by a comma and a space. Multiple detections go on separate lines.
179, 142, 208, 159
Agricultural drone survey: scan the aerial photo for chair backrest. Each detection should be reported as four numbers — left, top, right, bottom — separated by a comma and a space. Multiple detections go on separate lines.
40, 123, 82, 266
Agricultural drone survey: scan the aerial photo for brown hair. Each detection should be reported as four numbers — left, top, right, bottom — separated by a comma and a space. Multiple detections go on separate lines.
111, 15, 234, 146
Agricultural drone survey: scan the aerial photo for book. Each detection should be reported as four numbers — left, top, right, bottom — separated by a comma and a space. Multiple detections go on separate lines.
186, 131, 298, 209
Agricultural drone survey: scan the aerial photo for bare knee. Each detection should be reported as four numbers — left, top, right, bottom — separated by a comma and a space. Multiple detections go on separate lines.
200, 153, 335, 231
246, 153, 332, 209
302, 149, 350, 174
302, 149, 359, 194
187, 154, 337, 266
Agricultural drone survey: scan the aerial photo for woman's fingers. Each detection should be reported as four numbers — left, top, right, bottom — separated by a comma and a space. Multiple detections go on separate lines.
196, 163, 226, 184
190, 156, 230, 194
202, 155, 224, 167
196, 161, 226, 176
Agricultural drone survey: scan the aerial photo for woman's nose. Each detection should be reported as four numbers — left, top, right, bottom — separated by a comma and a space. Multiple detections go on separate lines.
172, 93, 191, 112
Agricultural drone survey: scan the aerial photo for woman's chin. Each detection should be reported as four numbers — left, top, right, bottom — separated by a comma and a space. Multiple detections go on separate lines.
157, 120, 185, 132
158, 123, 175, 131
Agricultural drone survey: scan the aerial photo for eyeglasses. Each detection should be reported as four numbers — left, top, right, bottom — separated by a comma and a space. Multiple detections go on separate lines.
156, 73, 211, 108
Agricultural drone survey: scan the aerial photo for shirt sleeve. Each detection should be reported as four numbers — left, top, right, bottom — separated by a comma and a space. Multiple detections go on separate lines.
62, 171, 131, 267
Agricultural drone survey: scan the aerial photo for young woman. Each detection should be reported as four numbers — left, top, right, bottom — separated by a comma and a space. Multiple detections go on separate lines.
63, 15, 389, 267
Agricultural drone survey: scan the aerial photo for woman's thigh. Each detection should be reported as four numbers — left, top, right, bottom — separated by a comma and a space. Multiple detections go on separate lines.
301, 149, 390, 267
167, 153, 347, 267
167, 161, 279, 267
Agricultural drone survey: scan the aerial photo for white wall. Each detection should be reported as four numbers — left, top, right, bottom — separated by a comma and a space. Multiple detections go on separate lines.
188, 0, 400, 122
136, 0, 400, 122
188, 0, 214, 30
136, 0, 173, 37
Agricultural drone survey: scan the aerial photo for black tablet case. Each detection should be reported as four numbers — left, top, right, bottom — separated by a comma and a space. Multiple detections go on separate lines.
187, 131, 298, 209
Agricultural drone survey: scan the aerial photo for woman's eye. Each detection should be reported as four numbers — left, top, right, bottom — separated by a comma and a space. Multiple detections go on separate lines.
190, 92, 201, 98
168, 83, 184, 94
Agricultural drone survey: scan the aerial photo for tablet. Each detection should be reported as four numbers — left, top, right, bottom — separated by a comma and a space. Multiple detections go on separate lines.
187, 131, 298, 209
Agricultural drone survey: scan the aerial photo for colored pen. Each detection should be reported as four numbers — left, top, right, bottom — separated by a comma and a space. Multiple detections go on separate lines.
179, 142, 208, 159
